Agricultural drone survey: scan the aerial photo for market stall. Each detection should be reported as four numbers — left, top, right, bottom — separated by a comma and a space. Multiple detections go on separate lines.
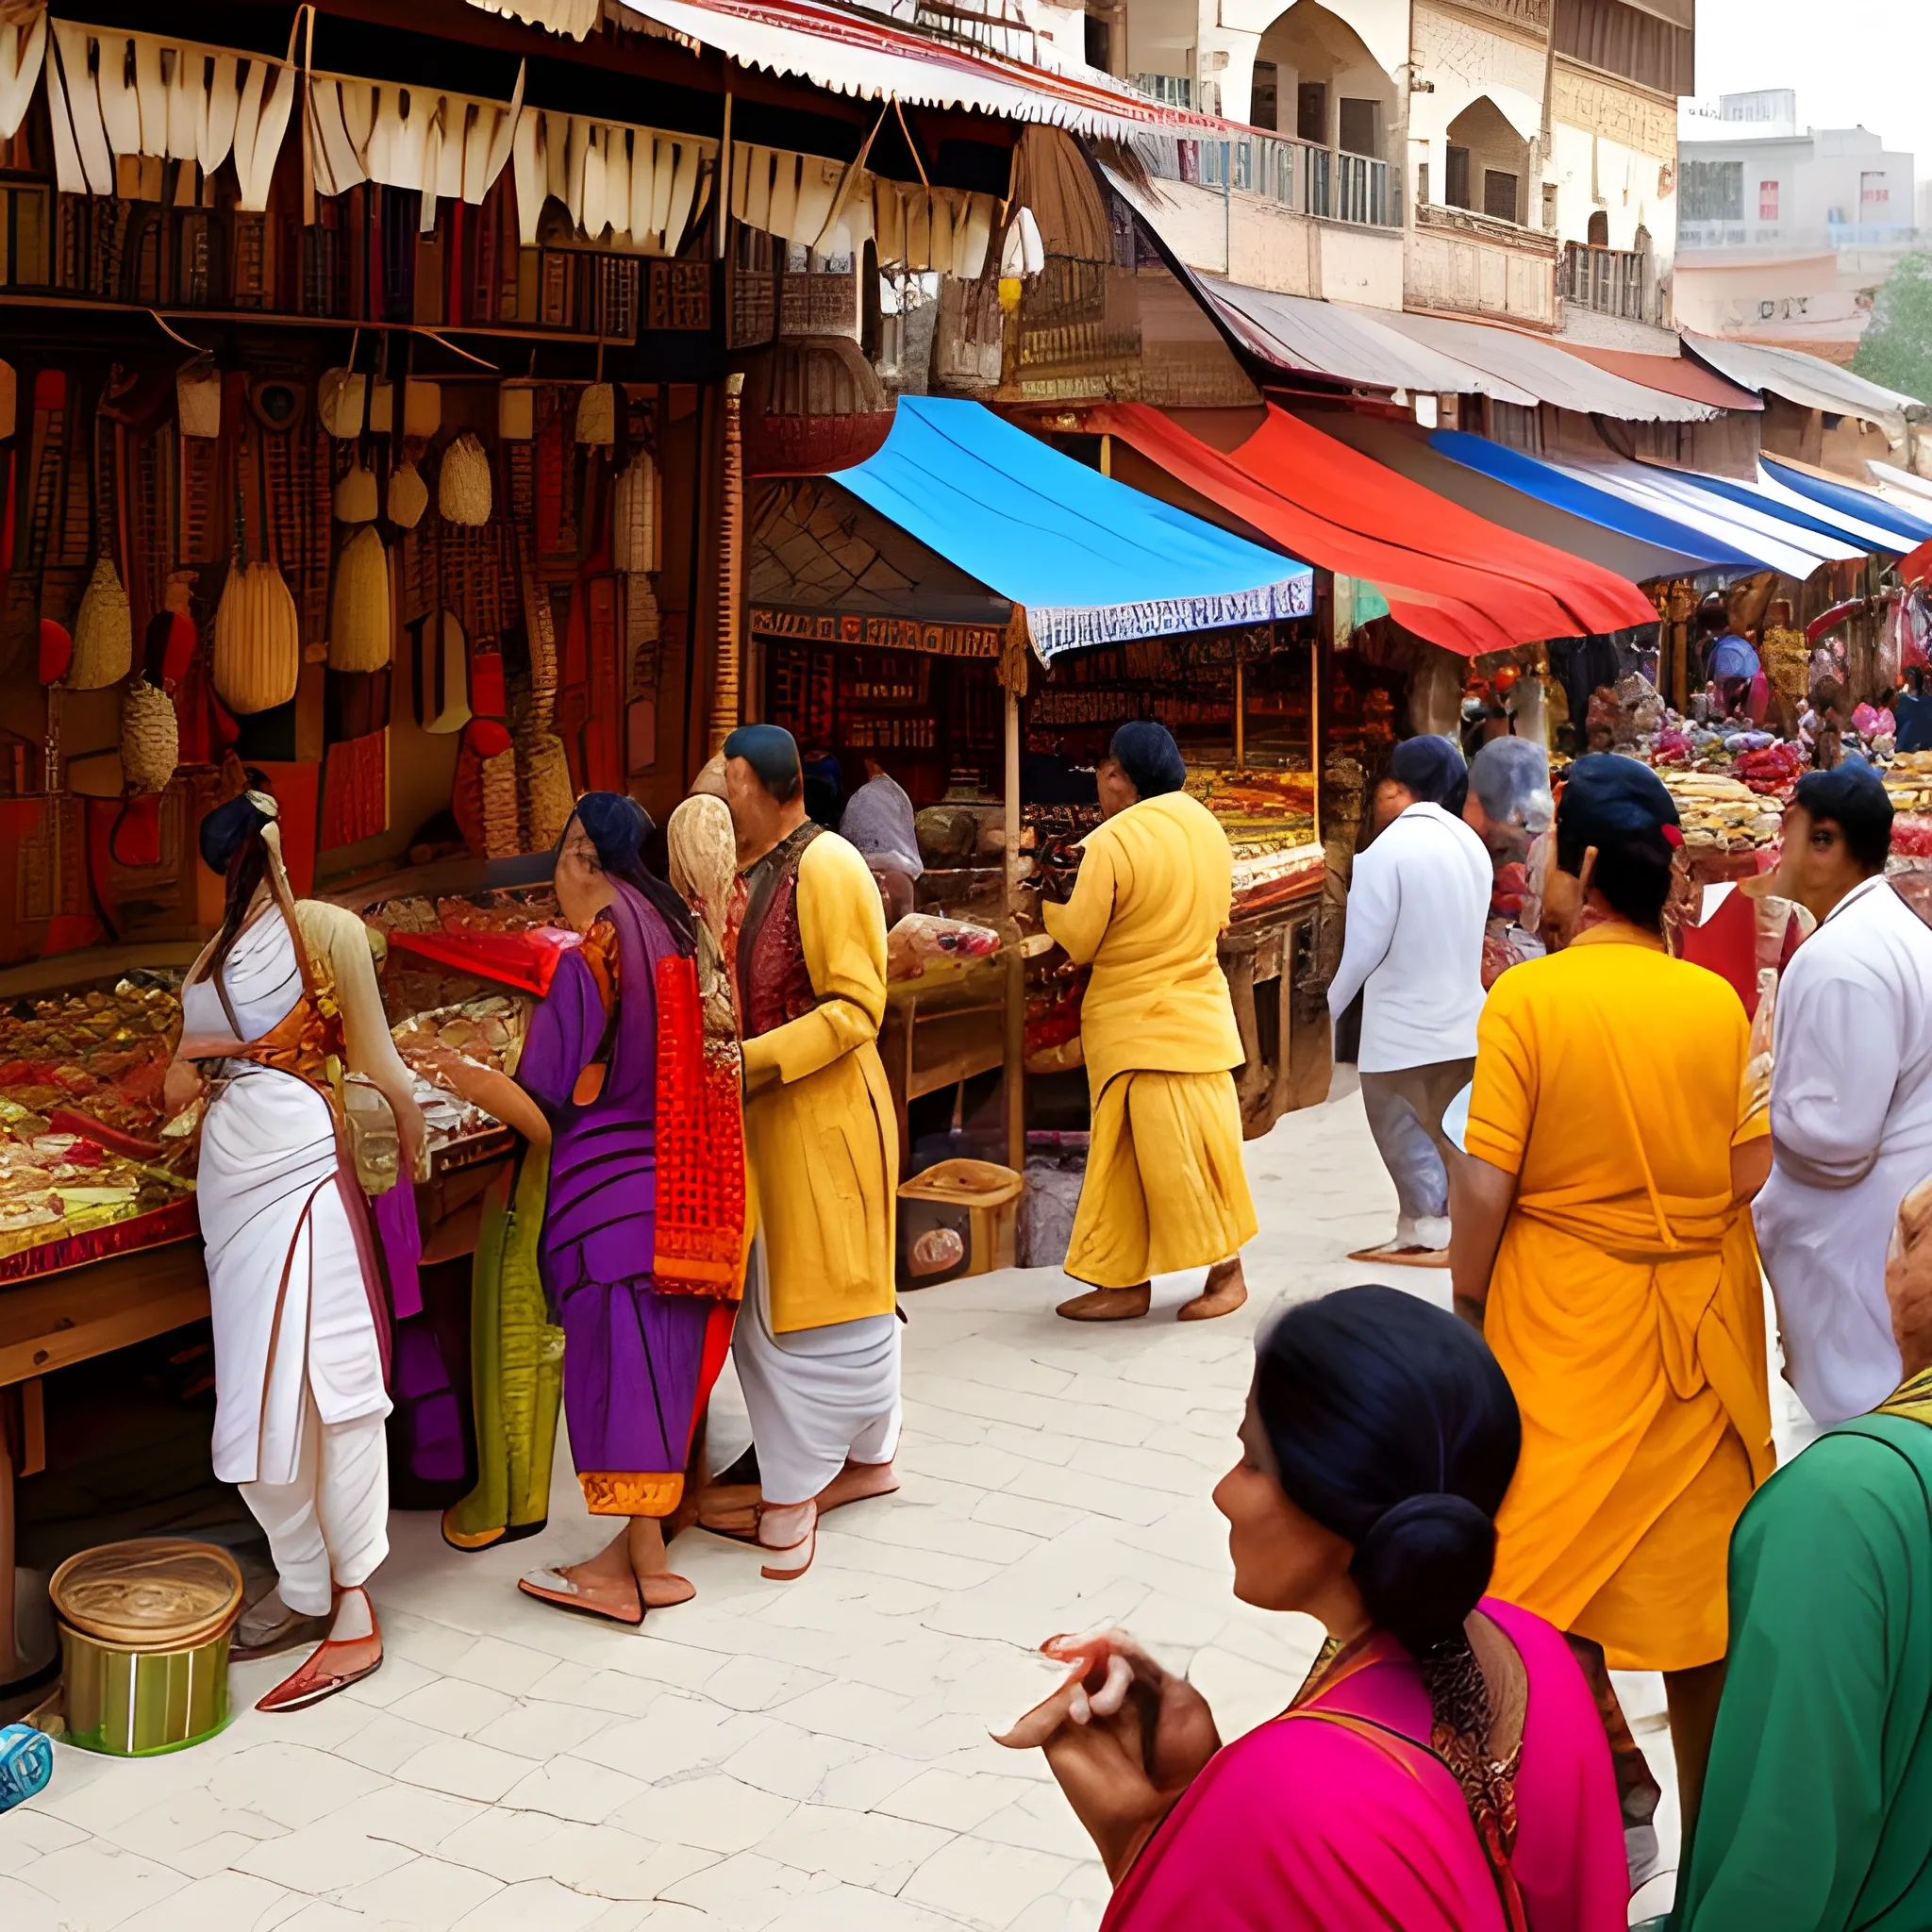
747, 394, 1322, 1163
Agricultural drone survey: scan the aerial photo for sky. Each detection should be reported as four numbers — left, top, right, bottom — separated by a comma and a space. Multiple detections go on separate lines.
1693, 0, 1932, 161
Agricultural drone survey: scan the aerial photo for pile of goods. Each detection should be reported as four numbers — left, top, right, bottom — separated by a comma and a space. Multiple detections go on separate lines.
368, 891, 561, 938
0, 979, 184, 1152
0, 1124, 192, 1263
391, 993, 532, 1152
1884, 753, 1932, 858
885, 915, 1000, 983
1658, 772, 1784, 854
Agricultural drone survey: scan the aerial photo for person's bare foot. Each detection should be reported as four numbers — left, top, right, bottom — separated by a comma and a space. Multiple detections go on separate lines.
1057, 1284, 1152, 1322
818, 1457, 898, 1511
1178, 1257, 1247, 1321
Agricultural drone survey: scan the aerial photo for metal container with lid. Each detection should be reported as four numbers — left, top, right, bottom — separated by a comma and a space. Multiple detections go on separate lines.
48, 1540, 243, 1756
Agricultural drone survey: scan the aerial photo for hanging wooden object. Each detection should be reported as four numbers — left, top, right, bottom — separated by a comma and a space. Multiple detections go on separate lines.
387, 461, 428, 528
709, 372, 744, 755
317, 368, 367, 439
413, 609, 471, 733
575, 382, 614, 446
611, 450, 657, 572
175, 358, 220, 439
739, 336, 892, 475
211, 561, 300, 713
333, 459, 379, 524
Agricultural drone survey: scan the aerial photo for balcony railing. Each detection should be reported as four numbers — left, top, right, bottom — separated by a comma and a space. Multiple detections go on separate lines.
1680, 220, 1925, 252
1132, 132, 1399, 229
1560, 242, 1655, 324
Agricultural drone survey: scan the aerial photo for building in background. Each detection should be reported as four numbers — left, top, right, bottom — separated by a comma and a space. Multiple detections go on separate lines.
1674, 93, 1920, 362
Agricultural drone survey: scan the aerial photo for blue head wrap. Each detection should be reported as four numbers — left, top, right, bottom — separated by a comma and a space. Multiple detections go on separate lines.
198, 792, 274, 874
1389, 735, 1469, 817
565, 791, 694, 955
1557, 753, 1678, 847
1109, 721, 1186, 799
723, 724, 803, 801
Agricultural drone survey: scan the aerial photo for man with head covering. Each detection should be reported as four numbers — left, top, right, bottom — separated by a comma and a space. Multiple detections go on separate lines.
1754, 760, 1932, 1426
840, 764, 924, 927
1452, 753, 1774, 1874
1042, 721, 1257, 1323
1466, 737, 1557, 964
700, 724, 901, 1579
1325, 735, 1492, 1264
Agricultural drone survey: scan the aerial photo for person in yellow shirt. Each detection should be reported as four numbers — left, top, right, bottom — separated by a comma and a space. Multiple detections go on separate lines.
705, 724, 900, 1580
1046, 722, 1258, 1324
1449, 753, 1774, 1879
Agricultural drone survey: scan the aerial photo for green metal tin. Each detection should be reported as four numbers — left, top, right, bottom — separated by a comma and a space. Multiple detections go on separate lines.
58, 1626, 233, 1757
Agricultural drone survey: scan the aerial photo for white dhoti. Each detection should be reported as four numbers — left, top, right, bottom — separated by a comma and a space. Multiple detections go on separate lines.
733, 1237, 901, 1507
240, 1390, 390, 1616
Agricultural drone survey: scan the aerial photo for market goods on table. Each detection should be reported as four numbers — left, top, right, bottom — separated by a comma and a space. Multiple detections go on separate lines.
1657, 771, 1784, 852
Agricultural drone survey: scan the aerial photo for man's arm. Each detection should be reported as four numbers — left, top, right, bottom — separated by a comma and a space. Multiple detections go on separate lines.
741, 837, 889, 1093
1769, 961, 1894, 1189
1325, 844, 1396, 1022
1449, 1153, 1516, 1332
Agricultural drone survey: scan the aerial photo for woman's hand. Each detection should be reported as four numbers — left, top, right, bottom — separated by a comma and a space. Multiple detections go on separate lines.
163, 1058, 205, 1121
992, 1629, 1219, 1884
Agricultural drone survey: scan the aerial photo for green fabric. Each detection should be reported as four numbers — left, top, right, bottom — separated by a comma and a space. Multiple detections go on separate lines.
1674, 1414, 1932, 1931
443, 1148, 563, 1541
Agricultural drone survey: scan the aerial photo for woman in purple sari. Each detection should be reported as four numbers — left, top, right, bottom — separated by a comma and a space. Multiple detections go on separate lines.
418, 791, 740, 1623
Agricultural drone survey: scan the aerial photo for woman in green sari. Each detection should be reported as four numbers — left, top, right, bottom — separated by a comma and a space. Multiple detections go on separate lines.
1672, 1173, 1932, 1931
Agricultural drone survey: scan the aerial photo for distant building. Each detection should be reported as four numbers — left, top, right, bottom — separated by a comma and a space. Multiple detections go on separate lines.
1673, 105, 1918, 361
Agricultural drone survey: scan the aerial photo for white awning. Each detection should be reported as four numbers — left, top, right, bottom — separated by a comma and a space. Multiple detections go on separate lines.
1202, 282, 1540, 407
1374, 312, 1721, 423
598, 0, 1216, 142
1684, 334, 1927, 432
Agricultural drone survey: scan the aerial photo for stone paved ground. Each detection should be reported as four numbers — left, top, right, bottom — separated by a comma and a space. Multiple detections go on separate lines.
3, 1078, 1802, 1929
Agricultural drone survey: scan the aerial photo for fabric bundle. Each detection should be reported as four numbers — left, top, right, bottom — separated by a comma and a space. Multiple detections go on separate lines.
327, 526, 391, 671
871, 181, 1000, 276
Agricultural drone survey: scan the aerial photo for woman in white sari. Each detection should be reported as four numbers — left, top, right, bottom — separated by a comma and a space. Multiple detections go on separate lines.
166, 791, 425, 1712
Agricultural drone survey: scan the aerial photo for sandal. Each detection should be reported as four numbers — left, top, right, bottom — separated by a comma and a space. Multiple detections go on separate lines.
758, 1502, 818, 1581
231, 1602, 331, 1663
257, 1637, 383, 1712
441, 1510, 547, 1554
517, 1567, 645, 1626
1346, 1243, 1451, 1269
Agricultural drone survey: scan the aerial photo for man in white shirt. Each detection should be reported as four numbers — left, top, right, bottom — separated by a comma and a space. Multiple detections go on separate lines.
1328, 735, 1492, 1262
1757, 760, 1932, 1424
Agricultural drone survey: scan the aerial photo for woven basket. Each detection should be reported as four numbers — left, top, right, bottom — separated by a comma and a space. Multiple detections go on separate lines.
121, 679, 179, 792
70, 558, 135, 690
522, 731, 574, 850
575, 382, 616, 446
439, 435, 493, 525
328, 526, 391, 672
211, 562, 301, 714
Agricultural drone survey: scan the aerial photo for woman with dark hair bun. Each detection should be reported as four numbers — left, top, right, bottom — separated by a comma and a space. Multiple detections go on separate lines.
1454, 752, 1774, 1874
996, 1286, 1626, 1929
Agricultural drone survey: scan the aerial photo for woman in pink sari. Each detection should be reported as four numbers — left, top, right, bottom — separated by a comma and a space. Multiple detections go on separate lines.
998, 1285, 1627, 1930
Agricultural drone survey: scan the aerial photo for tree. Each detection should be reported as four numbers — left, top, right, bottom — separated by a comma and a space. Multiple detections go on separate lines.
1853, 251, 1932, 406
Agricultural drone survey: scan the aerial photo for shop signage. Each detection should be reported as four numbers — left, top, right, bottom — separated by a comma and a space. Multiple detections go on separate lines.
750, 607, 1004, 659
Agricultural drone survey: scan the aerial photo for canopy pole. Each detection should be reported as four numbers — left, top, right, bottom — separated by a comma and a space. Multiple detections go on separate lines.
716, 94, 733, 261
1099, 432, 1110, 478
1001, 608, 1028, 1174
709, 373, 745, 753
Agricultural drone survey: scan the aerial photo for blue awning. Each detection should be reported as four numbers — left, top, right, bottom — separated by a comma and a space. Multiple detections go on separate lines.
1762, 456, 1932, 546
1428, 431, 1760, 572
1667, 464, 1913, 554
832, 397, 1314, 658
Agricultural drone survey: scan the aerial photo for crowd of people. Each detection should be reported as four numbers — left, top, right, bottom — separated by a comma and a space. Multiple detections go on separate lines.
157, 697, 1932, 1926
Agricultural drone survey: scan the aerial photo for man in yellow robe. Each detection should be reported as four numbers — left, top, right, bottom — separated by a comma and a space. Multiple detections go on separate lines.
1451, 753, 1773, 1871
1046, 722, 1258, 1323
708, 724, 899, 1580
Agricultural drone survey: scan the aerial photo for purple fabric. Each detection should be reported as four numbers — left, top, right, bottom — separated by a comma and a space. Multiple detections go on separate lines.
374, 1183, 425, 1320
391, 1321, 467, 1486
516, 877, 707, 1476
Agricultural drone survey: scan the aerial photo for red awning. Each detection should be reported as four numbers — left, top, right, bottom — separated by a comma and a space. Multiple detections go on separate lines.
1554, 342, 1763, 412
1091, 405, 1657, 656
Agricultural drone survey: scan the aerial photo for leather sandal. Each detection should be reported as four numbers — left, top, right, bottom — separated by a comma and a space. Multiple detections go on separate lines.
231, 1602, 331, 1663
255, 1591, 383, 1713
517, 1567, 644, 1626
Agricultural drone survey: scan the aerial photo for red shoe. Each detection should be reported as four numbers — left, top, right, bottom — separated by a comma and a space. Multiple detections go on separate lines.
256, 1590, 383, 1713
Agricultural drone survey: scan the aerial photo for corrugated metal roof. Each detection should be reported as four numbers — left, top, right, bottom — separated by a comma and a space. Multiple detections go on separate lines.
1374, 312, 1721, 423
1203, 283, 1540, 407
1684, 333, 1927, 429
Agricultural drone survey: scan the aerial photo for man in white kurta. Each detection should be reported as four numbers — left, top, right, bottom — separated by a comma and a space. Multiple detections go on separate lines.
1327, 736, 1491, 1259
1757, 764, 1932, 1424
